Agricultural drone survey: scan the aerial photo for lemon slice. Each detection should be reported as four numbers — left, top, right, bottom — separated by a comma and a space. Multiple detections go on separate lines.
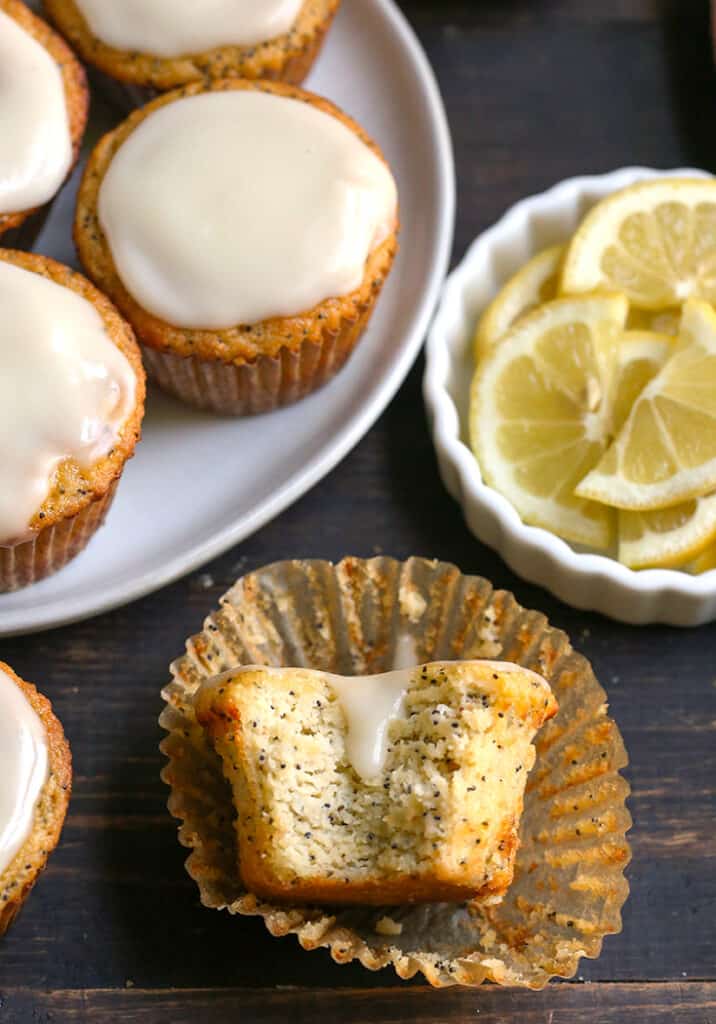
470, 293, 628, 547
561, 178, 716, 309
611, 330, 675, 434
474, 245, 564, 360
576, 300, 716, 510
687, 543, 716, 573
618, 493, 716, 569
626, 307, 681, 335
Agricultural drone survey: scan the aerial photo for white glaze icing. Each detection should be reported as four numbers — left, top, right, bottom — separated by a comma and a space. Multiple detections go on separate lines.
0, 669, 48, 877
391, 633, 418, 671
328, 669, 410, 783
0, 8, 72, 214
0, 261, 136, 544
327, 660, 550, 782
98, 90, 398, 329
197, 660, 550, 785
74, 0, 303, 56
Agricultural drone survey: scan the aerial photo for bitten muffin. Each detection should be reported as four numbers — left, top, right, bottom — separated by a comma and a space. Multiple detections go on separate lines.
195, 661, 558, 906
162, 556, 631, 988
0, 661, 72, 935
0, 0, 88, 249
43, 0, 341, 106
75, 78, 399, 415
0, 249, 145, 591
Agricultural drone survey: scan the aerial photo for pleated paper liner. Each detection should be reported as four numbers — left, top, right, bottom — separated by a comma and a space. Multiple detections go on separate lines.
0, 481, 118, 593
160, 556, 631, 989
140, 300, 376, 416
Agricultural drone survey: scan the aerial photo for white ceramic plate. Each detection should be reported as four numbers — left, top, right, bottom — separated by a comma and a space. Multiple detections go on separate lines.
0, 0, 455, 636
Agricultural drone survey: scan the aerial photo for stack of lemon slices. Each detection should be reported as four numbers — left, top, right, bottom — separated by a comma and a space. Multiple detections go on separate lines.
469, 178, 716, 572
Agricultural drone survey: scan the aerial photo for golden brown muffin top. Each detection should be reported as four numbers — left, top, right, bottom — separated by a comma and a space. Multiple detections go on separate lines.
75, 77, 399, 366
43, 0, 341, 90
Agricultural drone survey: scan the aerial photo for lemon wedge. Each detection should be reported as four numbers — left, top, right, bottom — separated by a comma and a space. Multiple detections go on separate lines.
618, 493, 716, 569
611, 330, 675, 434
576, 299, 716, 510
474, 245, 564, 361
614, 334, 716, 571
470, 293, 628, 548
561, 178, 716, 309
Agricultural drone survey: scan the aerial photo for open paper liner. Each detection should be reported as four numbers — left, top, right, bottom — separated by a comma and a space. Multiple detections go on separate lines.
0, 481, 118, 593
160, 556, 631, 988
141, 301, 376, 416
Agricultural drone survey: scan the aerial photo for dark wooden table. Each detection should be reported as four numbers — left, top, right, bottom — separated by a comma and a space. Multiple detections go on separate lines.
2, 1, 716, 1021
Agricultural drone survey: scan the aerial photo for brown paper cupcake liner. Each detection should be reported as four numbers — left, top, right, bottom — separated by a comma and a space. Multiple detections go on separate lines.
160, 556, 631, 989
142, 300, 377, 416
0, 480, 118, 592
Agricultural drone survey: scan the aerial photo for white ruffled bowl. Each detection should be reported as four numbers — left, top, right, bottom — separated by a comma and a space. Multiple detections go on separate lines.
424, 166, 716, 627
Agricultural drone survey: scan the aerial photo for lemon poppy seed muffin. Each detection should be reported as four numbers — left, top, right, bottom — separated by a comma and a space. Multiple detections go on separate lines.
0, 249, 145, 591
75, 78, 399, 415
0, 0, 88, 249
195, 661, 558, 906
0, 661, 71, 935
162, 556, 631, 988
43, 0, 341, 109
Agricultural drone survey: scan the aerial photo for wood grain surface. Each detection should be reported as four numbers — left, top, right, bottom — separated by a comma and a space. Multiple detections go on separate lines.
1, 1, 715, 1021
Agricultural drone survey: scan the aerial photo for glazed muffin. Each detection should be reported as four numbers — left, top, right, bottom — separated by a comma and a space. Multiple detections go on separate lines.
0, 661, 71, 935
75, 79, 399, 415
43, 0, 341, 109
0, 0, 88, 249
195, 661, 558, 907
161, 556, 632, 989
0, 249, 145, 591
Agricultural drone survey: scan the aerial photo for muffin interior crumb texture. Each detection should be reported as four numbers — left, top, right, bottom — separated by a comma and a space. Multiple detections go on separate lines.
195, 661, 557, 906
